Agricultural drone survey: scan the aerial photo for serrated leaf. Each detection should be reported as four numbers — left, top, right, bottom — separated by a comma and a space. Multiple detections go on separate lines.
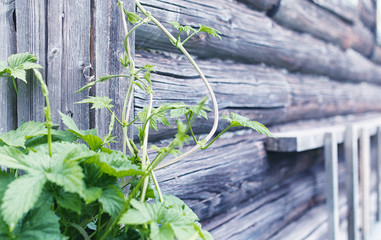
170, 107, 188, 118
198, 25, 221, 39
119, 199, 162, 225
0, 121, 47, 148
10, 68, 27, 82
98, 185, 125, 217
151, 223, 175, 240
170, 21, 181, 30
126, 11, 142, 24
14, 206, 67, 240
55, 188, 82, 214
76, 96, 114, 109
87, 151, 143, 177
59, 111, 81, 133
0, 172, 15, 205
7, 53, 37, 69
223, 112, 274, 137
0, 146, 30, 171
1, 174, 46, 231
170, 223, 199, 240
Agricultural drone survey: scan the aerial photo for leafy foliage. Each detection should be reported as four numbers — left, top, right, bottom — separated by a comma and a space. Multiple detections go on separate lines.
0, 1, 274, 239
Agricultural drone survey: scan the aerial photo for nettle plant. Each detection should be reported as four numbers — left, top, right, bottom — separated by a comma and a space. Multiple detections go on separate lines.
0, 1, 274, 239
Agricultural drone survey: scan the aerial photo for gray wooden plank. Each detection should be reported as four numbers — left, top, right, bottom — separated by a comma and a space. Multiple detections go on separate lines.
377, 127, 381, 221
345, 125, 360, 240
47, 0, 91, 129
310, 0, 358, 22
93, 0, 134, 149
46, 1, 63, 124
377, 0, 381, 45
136, 51, 381, 140
360, 128, 371, 240
136, 0, 381, 84
266, 116, 381, 152
324, 132, 339, 240
273, 0, 374, 57
0, 0, 17, 132
358, 0, 376, 30
15, 0, 46, 124
238, 0, 280, 11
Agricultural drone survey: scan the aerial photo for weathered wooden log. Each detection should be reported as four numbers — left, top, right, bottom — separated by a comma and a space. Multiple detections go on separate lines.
358, 0, 376, 30
154, 131, 324, 222
135, 51, 381, 139
371, 45, 381, 64
309, 0, 357, 23
15, 0, 46, 124
0, 0, 17, 133
46, 0, 91, 129
92, 0, 134, 148
273, 0, 374, 57
137, 0, 381, 84
202, 162, 329, 239
237, 0, 280, 12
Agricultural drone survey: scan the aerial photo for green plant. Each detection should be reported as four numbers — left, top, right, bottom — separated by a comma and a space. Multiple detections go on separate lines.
0, 1, 274, 239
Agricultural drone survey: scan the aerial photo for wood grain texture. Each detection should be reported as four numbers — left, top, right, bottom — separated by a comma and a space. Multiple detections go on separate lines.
238, 0, 280, 11
135, 51, 381, 139
273, 0, 374, 57
136, 0, 381, 84
310, 0, 358, 22
154, 131, 324, 222
202, 162, 329, 239
0, 0, 16, 133
359, 0, 376, 30
93, 0, 133, 148
15, 0, 46, 124
47, 0, 91, 129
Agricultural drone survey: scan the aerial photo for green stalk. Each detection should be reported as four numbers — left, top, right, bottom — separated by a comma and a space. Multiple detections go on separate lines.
151, 171, 164, 203
201, 125, 232, 150
135, 0, 219, 169
11, 77, 17, 95
182, 30, 199, 45
140, 94, 153, 202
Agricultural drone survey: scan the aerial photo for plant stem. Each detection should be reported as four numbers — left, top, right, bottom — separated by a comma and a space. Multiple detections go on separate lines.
182, 30, 199, 45
151, 171, 164, 202
11, 77, 17, 95
201, 125, 231, 150
186, 113, 198, 144
135, 0, 219, 169
140, 94, 153, 202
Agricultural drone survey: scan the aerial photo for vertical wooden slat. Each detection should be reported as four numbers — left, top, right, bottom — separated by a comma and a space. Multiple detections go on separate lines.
93, 0, 134, 149
15, 0, 46, 124
377, 126, 381, 221
345, 125, 360, 240
360, 128, 371, 240
47, 0, 91, 128
46, 1, 63, 124
325, 132, 339, 240
377, 0, 381, 45
0, 0, 17, 132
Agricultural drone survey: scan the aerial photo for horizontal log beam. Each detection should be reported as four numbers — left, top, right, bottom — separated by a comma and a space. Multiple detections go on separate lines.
310, 0, 358, 23
137, 0, 381, 83
273, 0, 374, 57
154, 131, 325, 222
237, 0, 279, 11
135, 51, 381, 139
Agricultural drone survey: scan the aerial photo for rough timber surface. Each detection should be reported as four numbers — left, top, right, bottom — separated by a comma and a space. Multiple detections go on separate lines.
238, 0, 280, 11
0, 0, 16, 133
93, 0, 133, 148
310, 0, 358, 22
15, 0, 46, 124
135, 51, 381, 139
136, 0, 381, 84
47, 0, 91, 129
358, 0, 376, 30
154, 131, 324, 223
273, 0, 374, 57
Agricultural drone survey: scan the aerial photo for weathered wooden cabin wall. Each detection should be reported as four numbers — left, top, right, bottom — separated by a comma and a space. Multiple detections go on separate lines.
1, 0, 381, 239
0, 0, 134, 150
134, 0, 381, 239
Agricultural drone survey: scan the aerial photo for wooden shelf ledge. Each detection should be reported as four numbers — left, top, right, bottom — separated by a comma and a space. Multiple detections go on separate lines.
266, 114, 381, 152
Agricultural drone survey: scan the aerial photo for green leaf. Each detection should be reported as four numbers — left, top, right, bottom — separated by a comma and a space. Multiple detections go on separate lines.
150, 223, 175, 240
10, 68, 27, 82
8, 53, 37, 69
170, 21, 182, 30
98, 185, 125, 218
198, 25, 221, 39
0, 146, 30, 171
87, 151, 143, 177
76, 96, 114, 109
119, 199, 162, 225
0, 121, 47, 147
222, 112, 275, 137
59, 111, 81, 133
170, 223, 199, 240
54, 188, 82, 214
126, 11, 142, 24
80, 134, 104, 151
0, 61, 7, 72
45, 160, 86, 199
0, 172, 15, 205
14, 206, 67, 240
1, 174, 47, 231
163, 195, 199, 222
